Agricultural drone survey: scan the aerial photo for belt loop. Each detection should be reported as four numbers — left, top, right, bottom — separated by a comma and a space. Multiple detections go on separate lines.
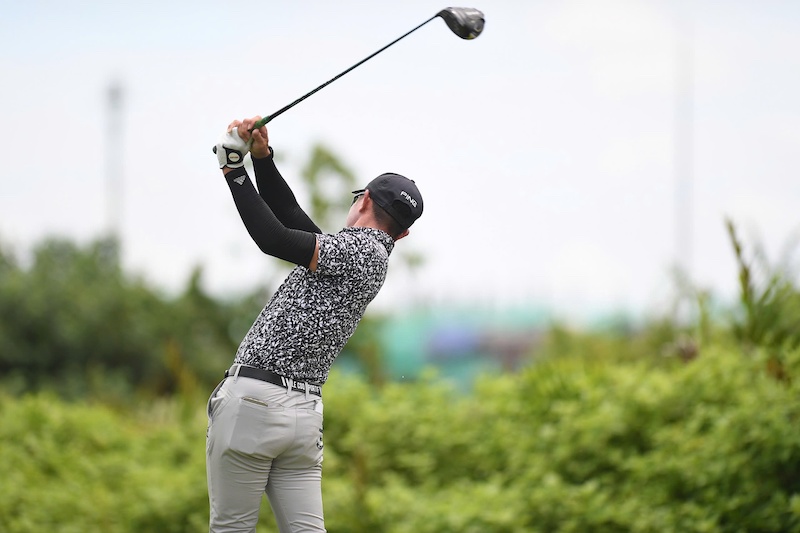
304, 381, 310, 401
232, 364, 242, 383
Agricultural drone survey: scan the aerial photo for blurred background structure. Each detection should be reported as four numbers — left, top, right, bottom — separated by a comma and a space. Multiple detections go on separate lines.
105, 79, 124, 240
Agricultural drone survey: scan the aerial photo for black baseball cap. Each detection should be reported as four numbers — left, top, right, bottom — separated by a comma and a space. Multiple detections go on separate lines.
353, 173, 424, 230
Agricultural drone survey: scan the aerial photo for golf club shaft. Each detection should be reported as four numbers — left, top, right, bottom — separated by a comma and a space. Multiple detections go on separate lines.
252, 14, 438, 130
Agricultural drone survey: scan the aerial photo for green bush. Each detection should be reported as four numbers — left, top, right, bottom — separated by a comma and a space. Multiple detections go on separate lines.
1, 345, 799, 532
0, 394, 210, 532
321, 346, 800, 532
0, 237, 263, 398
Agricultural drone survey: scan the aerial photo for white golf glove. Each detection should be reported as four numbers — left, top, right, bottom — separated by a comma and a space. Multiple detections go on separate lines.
215, 127, 251, 169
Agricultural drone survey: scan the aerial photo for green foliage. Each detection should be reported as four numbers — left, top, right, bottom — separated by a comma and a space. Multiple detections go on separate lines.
727, 219, 800, 353
0, 394, 209, 533
321, 346, 800, 533
726, 219, 800, 383
2, 345, 798, 532
0, 237, 262, 398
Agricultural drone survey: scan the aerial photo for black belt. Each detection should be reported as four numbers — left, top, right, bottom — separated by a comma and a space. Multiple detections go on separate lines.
225, 365, 322, 397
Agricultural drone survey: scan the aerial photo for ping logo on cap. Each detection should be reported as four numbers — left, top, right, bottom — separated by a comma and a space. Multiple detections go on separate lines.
400, 190, 417, 208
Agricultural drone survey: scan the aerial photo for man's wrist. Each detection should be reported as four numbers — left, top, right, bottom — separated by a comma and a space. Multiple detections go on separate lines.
223, 166, 248, 182
252, 146, 274, 160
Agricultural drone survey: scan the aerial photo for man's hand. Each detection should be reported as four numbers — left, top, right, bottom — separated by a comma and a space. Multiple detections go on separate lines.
215, 121, 251, 169
239, 116, 271, 159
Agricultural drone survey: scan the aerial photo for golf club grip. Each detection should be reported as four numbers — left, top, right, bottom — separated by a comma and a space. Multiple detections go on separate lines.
252, 115, 273, 130
211, 116, 273, 154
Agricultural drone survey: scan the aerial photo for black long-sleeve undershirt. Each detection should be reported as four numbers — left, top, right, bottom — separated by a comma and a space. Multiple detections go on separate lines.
224, 166, 317, 267
252, 149, 321, 234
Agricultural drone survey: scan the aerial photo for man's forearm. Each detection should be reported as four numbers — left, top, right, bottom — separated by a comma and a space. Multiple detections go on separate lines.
252, 150, 321, 234
223, 167, 317, 267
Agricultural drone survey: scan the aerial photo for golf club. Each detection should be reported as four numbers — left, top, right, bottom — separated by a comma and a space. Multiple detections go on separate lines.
214, 7, 484, 153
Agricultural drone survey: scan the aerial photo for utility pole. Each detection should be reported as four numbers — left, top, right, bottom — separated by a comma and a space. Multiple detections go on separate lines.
675, 11, 693, 278
674, 7, 694, 323
106, 80, 124, 243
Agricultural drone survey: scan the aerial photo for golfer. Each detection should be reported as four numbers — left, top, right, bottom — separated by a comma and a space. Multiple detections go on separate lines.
206, 116, 423, 532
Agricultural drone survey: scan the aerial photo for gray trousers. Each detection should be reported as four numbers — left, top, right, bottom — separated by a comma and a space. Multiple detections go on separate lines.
206, 372, 325, 533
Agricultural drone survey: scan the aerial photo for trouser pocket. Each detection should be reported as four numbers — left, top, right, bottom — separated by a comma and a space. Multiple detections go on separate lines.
229, 397, 292, 457
206, 379, 226, 419
284, 408, 324, 468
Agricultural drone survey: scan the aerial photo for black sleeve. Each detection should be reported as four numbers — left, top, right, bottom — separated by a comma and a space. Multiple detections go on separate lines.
224, 166, 317, 267
252, 149, 322, 234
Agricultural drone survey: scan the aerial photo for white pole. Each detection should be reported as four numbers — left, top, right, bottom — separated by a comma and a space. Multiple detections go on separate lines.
106, 80, 124, 242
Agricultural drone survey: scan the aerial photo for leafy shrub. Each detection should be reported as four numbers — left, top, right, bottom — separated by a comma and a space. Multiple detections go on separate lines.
0, 237, 262, 398
0, 394, 211, 532
2, 344, 799, 532
322, 346, 800, 532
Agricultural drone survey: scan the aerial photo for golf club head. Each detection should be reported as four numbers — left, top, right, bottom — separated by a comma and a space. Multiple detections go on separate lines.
437, 7, 485, 40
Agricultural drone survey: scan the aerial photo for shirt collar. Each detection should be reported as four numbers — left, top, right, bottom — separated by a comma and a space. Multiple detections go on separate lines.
342, 226, 395, 255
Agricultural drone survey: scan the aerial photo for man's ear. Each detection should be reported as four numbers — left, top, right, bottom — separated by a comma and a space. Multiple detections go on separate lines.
394, 229, 410, 241
360, 189, 372, 212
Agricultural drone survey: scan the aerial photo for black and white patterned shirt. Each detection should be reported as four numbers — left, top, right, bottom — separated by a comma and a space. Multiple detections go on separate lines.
233, 226, 395, 384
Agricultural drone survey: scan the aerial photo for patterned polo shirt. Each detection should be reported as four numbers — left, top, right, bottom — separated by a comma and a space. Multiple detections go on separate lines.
233, 226, 395, 384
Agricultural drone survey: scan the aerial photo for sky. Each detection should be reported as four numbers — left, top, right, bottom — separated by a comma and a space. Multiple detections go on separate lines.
1, 0, 799, 322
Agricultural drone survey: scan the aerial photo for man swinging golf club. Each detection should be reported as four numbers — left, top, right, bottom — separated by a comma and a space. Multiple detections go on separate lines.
204, 7, 483, 530
206, 116, 423, 532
